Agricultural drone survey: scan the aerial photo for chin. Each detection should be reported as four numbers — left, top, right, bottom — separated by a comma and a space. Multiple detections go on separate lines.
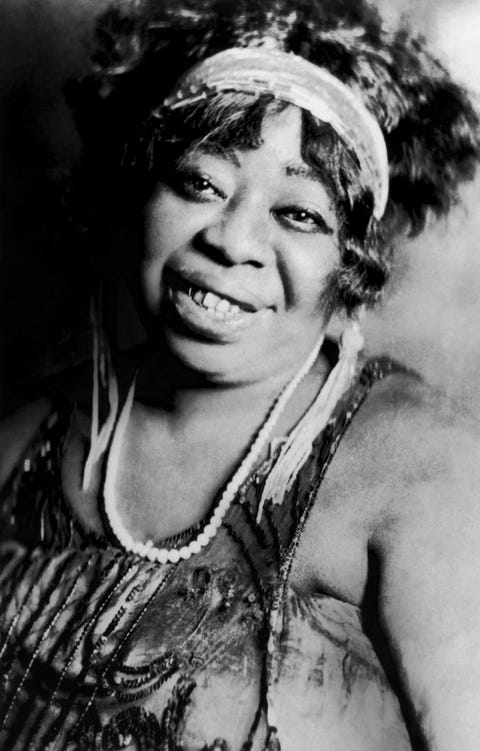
162, 325, 259, 385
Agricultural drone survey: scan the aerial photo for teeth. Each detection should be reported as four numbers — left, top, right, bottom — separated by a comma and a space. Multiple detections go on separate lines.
216, 298, 231, 313
193, 289, 204, 305
183, 283, 246, 317
203, 291, 221, 308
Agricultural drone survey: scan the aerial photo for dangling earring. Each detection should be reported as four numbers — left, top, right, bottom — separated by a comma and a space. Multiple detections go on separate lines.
256, 316, 364, 522
82, 280, 119, 492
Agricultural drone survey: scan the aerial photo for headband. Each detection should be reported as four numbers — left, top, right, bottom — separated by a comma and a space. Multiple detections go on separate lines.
162, 48, 389, 219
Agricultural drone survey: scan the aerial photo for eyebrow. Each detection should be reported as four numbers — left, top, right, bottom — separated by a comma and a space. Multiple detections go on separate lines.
175, 151, 335, 233
285, 164, 336, 234
285, 164, 327, 184
184, 143, 241, 168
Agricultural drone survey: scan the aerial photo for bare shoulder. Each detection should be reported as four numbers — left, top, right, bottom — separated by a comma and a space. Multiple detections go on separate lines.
336, 365, 480, 595
316, 365, 480, 536
356, 368, 479, 516
356, 372, 480, 749
356, 365, 477, 451
0, 397, 52, 489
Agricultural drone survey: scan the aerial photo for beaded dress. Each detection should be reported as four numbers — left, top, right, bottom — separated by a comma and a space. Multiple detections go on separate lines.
0, 353, 414, 751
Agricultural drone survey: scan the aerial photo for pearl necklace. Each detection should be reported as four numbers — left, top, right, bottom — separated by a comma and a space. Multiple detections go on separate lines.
102, 338, 324, 564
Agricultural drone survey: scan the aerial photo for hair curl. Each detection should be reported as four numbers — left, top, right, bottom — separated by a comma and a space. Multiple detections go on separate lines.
66, 0, 480, 315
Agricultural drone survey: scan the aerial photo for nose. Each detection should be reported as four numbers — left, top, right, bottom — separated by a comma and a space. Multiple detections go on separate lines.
196, 196, 272, 268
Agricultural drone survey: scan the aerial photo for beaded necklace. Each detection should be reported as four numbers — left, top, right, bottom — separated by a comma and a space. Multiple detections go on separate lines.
102, 337, 325, 564
101, 324, 363, 564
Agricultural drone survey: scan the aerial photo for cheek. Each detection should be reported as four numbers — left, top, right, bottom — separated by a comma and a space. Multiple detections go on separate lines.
139, 256, 165, 312
141, 193, 188, 309
143, 192, 185, 262
282, 239, 340, 313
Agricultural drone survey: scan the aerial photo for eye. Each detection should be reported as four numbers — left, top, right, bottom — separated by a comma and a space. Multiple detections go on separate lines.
172, 169, 227, 203
275, 206, 334, 235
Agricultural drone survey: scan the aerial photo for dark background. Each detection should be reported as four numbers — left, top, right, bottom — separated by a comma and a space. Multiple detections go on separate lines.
1, 0, 480, 414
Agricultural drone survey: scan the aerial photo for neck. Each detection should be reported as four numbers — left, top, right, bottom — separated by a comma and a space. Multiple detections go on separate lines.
133, 337, 326, 427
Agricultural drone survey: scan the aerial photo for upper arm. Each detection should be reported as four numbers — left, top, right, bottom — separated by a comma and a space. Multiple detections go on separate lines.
373, 408, 480, 750
0, 397, 52, 489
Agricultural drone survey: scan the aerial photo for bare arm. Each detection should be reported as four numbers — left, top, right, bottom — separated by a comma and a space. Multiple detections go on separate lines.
373, 401, 480, 750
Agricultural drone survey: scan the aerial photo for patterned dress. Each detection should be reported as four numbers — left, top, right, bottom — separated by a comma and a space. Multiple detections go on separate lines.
0, 356, 414, 750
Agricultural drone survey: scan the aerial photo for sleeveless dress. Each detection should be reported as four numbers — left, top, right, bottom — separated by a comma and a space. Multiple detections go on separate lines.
0, 354, 414, 751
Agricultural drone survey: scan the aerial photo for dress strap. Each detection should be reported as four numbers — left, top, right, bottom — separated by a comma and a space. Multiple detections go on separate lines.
257, 323, 364, 521
290, 354, 415, 550
0, 405, 74, 550
258, 355, 417, 745
224, 353, 416, 595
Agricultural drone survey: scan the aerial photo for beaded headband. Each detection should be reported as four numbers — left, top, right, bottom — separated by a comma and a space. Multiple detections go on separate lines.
163, 48, 389, 219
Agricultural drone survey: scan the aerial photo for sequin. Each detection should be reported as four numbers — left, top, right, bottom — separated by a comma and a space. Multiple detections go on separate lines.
0, 354, 414, 749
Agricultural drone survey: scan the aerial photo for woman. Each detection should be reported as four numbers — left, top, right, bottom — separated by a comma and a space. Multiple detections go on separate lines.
1, 0, 480, 749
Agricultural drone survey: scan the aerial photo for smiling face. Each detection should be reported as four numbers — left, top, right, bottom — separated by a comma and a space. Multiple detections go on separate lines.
141, 106, 340, 385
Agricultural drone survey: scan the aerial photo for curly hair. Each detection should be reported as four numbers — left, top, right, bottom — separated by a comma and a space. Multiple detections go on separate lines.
66, 0, 480, 315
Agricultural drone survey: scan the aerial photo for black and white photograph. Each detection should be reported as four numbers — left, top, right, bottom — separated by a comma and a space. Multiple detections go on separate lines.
1, 1, 480, 748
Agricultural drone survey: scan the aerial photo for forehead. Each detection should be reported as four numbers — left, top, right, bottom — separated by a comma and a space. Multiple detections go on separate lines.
189, 107, 336, 200
181, 103, 302, 156
187, 107, 313, 173
256, 106, 304, 161
159, 96, 354, 190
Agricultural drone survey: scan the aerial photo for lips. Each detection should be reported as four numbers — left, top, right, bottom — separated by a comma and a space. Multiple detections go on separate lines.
164, 268, 266, 313
183, 286, 243, 319
162, 268, 272, 341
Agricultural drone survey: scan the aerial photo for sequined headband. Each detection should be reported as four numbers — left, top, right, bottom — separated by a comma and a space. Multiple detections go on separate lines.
162, 48, 389, 219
